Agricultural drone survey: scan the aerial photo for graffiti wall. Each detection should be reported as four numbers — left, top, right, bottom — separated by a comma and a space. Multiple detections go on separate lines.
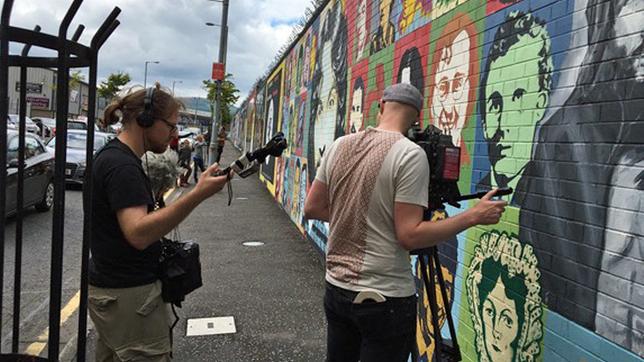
230, 0, 644, 360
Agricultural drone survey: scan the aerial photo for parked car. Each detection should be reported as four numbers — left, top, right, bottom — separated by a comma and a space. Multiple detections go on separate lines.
5, 130, 55, 216
32, 117, 57, 139
67, 119, 101, 133
7, 114, 39, 134
46, 130, 114, 184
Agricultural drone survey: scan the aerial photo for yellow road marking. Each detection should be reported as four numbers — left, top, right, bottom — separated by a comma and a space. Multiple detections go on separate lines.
25, 290, 80, 356
163, 187, 176, 201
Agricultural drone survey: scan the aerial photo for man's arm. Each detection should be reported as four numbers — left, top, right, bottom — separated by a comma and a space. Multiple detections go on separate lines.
117, 163, 230, 250
304, 179, 329, 222
394, 189, 507, 251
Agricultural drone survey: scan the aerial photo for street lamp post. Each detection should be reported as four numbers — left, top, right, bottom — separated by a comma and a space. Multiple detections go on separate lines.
172, 80, 182, 96
207, 0, 229, 165
194, 97, 200, 124
143, 60, 159, 89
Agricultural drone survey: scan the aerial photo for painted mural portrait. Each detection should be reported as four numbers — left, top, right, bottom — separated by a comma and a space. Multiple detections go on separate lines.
480, 11, 552, 192
466, 231, 542, 362
429, 14, 478, 155
397, 47, 424, 94
265, 99, 275, 156
518, 0, 644, 353
370, 0, 395, 54
308, 0, 348, 180
354, 0, 369, 62
349, 77, 364, 133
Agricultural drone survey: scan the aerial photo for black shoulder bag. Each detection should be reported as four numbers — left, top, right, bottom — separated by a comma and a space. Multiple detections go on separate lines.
158, 236, 203, 307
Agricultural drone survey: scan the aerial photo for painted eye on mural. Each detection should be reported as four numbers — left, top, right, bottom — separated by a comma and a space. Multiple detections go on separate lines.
488, 91, 503, 114
484, 303, 495, 319
500, 311, 514, 329
452, 73, 465, 100
438, 77, 450, 100
512, 88, 526, 102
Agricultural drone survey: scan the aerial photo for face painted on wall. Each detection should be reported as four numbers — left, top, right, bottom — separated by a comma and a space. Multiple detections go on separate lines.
356, 0, 368, 60
431, 29, 470, 146
350, 87, 364, 133
614, 0, 644, 81
314, 39, 338, 167
483, 31, 550, 190
266, 99, 274, 145
466, 231, 543, 362
481, 280, 520, 362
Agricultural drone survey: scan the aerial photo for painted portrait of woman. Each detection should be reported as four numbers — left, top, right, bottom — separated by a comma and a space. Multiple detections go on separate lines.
466, 231, 543, 362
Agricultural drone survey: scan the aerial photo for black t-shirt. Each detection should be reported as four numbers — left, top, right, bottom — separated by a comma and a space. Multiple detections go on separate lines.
88, 138, 161, 288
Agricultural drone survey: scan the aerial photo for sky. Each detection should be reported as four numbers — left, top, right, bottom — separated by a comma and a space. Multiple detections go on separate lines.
7, 0, 310, 105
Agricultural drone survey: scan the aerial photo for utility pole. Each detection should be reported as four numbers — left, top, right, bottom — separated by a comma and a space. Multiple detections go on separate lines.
208, 0, 229, 165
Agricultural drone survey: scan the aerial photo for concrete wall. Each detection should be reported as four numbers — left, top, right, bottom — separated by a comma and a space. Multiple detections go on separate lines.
230, 0, 644, 360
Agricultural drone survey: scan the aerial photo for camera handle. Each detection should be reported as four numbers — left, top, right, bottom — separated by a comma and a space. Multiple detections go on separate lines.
453, 187, 513, 202
411, 246, 461, 362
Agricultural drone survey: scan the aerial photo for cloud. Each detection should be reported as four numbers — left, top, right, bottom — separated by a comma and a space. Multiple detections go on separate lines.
7, 0, 310, 104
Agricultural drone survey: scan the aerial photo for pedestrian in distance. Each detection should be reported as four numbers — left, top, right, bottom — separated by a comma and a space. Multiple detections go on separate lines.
215, 125, 226, 163
88, 83, 230, 361
178, 139, 192, 187
304, 83, 507, 362
192, 134, 207, 182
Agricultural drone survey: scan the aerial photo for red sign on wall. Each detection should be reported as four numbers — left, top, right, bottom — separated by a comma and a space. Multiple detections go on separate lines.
212, 62, 225, 81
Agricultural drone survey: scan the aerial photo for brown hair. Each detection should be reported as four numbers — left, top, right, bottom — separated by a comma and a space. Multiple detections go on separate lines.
102, 82, 183, 128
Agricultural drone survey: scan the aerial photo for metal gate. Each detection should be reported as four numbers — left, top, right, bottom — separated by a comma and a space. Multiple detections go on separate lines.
0, 0, 120, 360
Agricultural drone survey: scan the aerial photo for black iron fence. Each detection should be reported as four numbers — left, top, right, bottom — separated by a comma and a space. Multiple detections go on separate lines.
0, 1, 120, 360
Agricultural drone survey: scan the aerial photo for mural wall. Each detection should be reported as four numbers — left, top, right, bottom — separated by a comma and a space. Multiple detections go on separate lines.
229, 0, 644, 360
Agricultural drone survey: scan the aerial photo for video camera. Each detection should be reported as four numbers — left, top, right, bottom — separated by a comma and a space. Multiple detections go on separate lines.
407, 123, 512, 212
215, 132, 288, 178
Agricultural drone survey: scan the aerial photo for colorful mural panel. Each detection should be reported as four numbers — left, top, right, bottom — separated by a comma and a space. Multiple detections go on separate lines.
228, 0, 644, 360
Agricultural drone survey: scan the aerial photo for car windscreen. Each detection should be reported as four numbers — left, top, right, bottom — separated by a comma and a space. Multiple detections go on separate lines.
68, 121, 86, 130
48, 133, 106, 150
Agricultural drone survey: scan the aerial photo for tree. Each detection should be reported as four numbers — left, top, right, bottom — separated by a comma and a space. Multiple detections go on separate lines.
69, 70, 85, 89
202, 74, 239, 128
98, 71, 131, 100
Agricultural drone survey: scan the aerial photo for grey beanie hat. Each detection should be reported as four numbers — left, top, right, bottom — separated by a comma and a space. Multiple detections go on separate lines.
381, 83, 423, 113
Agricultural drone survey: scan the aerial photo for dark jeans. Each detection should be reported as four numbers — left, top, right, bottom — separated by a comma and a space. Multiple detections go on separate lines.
324, 282, 416, 362
193, 156, 205, 182
215, 144, 224, 163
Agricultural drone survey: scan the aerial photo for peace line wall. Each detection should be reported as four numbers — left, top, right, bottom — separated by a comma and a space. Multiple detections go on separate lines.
229, 0, 644, 361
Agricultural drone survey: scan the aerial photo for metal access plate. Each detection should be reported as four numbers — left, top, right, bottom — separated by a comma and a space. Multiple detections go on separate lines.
186, 316, 236, 336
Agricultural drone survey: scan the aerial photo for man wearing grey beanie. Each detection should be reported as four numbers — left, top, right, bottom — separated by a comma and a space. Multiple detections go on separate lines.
305, 83, 507, 361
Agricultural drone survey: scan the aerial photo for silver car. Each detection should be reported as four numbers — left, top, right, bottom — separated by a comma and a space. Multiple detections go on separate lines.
46, 130, 114, 184
8, 114, 40, 134
5, 130, 55, 216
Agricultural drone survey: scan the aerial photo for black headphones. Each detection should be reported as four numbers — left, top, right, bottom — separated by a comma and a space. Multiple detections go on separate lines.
136, 87, 156, 128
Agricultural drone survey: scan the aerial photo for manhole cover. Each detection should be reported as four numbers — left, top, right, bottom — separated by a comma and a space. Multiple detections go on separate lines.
242, 241, 265, 247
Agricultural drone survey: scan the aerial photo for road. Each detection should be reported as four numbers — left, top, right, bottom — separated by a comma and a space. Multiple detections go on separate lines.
1, 186, 84, 359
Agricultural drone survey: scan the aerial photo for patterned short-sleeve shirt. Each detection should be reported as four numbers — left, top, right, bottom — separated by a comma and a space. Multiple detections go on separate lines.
316, 127, 429, 297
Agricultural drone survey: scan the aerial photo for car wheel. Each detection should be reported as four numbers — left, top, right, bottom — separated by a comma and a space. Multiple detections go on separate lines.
35, 180, 54, 212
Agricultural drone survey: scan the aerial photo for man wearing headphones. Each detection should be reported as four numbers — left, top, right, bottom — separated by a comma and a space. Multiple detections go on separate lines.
88, 84, 230, 361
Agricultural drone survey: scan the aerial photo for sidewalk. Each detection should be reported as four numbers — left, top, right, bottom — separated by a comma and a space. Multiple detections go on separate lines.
85, 142, 327, 361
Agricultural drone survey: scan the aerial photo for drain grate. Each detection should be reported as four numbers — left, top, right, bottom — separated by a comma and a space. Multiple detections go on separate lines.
242, 240, 265, 247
